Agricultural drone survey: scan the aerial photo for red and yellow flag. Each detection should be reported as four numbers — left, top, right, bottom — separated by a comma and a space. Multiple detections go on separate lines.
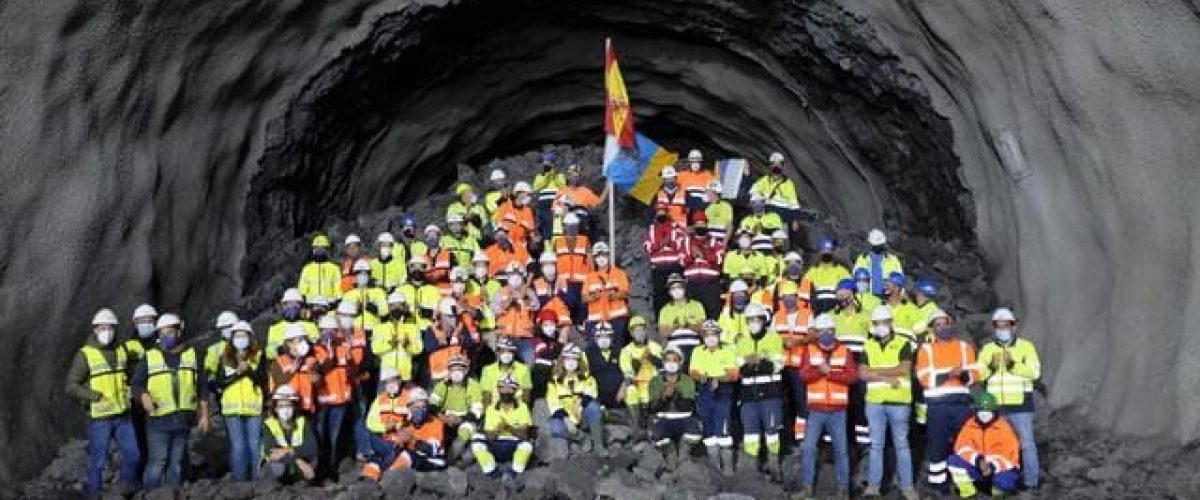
604, 38, 635, 150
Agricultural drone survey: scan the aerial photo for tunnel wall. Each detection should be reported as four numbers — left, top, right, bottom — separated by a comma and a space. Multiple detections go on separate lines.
0, 0, 1197, 485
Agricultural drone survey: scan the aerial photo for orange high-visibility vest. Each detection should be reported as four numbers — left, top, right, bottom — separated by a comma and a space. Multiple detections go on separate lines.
954, 415, 1020, 472
654, 188, 688, 226
804, 344, 851, 407
917, 339, 979, 400
485, 244, 531, 278
493, 202, 536, 245
677, 169, 714, 203
584, 267, 630, 321
272, 354, 319, 413
776, 307, 813, 367
553, 235, 592, 283
495, 289, 534, 338
315, 329, 366, 406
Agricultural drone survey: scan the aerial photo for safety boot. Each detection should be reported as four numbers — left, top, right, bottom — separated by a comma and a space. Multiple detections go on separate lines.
706, 446, 722, 472
660, 442, 678, 471
766, 454, 782, 483
589, 421, 608, 457
719, 447, 735, 477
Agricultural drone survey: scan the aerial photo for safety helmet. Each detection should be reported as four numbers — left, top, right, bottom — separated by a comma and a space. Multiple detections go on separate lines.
768, 152, 785, 164
272, 385, 300, 402
818, 237, 837, 253
344, 234, 362, 246
812, 314, 836, 331
867, 229, 887, 247
132, 304, 158, 321
407, 387, 429, 405
438, 298, 458, 316
928, 309, 951, 325
513, 181, 532, 194
744, 303, 769, 319
92, 308, 119, 326
687, 149, 703, 162
490, 169, 507, 182
992, 307, 1017, 323
661, 166, 677, 179
853, 268, 871, 281
871, 305, 894, 322
449, 267, 467, 282
387, 290, 408, 305
538, 251, 558, 264
915, 279, 938, 297
973, 392, 998, 412
353, 259, 372, 273
887, 272, 907, 288
836, 279, 857, 292
337, 300, 357, 316
629, 315, 648, 328
592, 241, 610, 255
560, 343, 583, 359
663, 345, 685, 360
701, 319, 721, 336
448, 354, 470, 370
446, 212, 465, 224
729, 280, 749, 294
281, 288, 304, 304
318, 314, 338, 330
594, 322, 614, 337
215, 311, 239, 330
231, 321, 253, 334
424, 224, 442, 235
667, 273, 686, 286
284, 323, 309, 340
495, 337, 517, 352
563, 212, 580, 226
771, 229, 788, 241
156, 313, 182, 330
455, 183, 474, 196
566, 164, 581, 175
379, 368, 401, 383
311, 234, 331, 248
783, 251, 803, 263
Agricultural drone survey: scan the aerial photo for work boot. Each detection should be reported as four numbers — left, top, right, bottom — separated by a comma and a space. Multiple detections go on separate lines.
628, 406, 645, 441
590, 421, 609, 457
661, 443, 678, 471
766, 455, 782, 483
449, 440, 467, 465
706, 446, 722, 472
719, 448, 735, 477
861, 485, 882, 497
900, 487, 920, 500
790, 484, 814, 500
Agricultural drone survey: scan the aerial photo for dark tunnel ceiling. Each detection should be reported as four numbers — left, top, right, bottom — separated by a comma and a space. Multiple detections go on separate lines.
246, 0, 972, 288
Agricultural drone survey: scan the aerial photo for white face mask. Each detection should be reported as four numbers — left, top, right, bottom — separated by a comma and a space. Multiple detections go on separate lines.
748, 320, 765, 334
737, 237, 752, 249
977, 411, 995, 424
277, 406, 295, 422
704, 336, 720, 348
380, 247, 392, 259
450, 370, 466, 383
689, 162, 701, 171
385, 382, 401, 396
541, 324, 557, 336
499, 352, 514, 364
517, 195, 531, 206
664, 361, 680, 373
871, 325, 891, 338
669, 288, 685, 300
95, 327, 115, 346
452, 282, 466, 294
338, 316, 354, 330
507, 275, 524, 288
356, 274, 369, 287
596, 337, 612, 349
563, 359, 579, 371
233, 336, 251, 351
541, 265, 556, 277
293, 341, 310, 357
474, 265, 489, 280
595, 256, 609, 268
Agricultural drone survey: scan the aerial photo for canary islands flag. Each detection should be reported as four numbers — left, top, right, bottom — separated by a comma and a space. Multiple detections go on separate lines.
602, 38, 678, 204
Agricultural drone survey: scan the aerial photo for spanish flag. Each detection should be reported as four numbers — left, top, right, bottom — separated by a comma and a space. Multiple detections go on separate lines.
602, 38, 678, 205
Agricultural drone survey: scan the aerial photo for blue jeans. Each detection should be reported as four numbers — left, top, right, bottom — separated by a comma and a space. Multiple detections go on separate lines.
1003, 410, 1039, 487
87, 416, 141, 495
696, 384, 732, 444
549, 401, 603, 437
143, 427, 188, 488
866, 404, 914, 489
317, 405, 348, 471
353, 397, 373, 459
801, 410, 849, 488
224, 415, 262, 482
564, 282, 584, 324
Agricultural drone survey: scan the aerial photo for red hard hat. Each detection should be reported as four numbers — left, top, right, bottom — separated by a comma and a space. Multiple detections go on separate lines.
538, 308, 559, 324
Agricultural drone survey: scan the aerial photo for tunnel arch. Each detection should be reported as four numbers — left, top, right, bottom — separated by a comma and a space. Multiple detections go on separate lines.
246, 0, 974, 288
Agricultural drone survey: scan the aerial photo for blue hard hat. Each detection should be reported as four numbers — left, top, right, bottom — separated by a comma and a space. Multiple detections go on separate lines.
915, 279, 938, 296
853, 268, 871, 280
837, 279, 857, 292
818, 237, 837, 253
403, 214, 416, 227
541, 151, 557, 164
887, 272, 907, 287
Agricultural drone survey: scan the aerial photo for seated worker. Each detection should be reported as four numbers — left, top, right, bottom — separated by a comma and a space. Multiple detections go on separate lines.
585, 322, 626, 435
471, 375, 535, 481
531, 309, 569, 402
619, 316, 663, 439
429, 355, 485, 465
480, 338, 533, 406
949, 392, 1021, 498
546, 344, 605, 458
361, 386, 446, 480
648, 345, 702, 471
261, 385, 318, 484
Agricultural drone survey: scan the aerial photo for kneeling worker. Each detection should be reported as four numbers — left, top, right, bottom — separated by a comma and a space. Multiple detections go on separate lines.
472, 375, 535, 481
949, 392, 1021, 498
262, 385, 318, 483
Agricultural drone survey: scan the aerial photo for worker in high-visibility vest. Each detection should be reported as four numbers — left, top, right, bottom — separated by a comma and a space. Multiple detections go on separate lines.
66, 308, 141, 497
736, 304, 785, 482
261, 385, 318, 483
860, 305, 919, 500
689, 320, 739, 476
917, 309, 979, 493
299, 234, 342, 301
470, 375, 534, 481
852, 229, 904, 298
533, 151, 566, 241
796, 314, 857, 500
748, 152, 802, 233
977, 307, 1042, 491
213, 321, 265, 482
949, 392, 1022, 498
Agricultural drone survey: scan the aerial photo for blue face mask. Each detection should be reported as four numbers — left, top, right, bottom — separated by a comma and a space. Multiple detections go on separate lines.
137, 323, 157, 339
732, 294, 749, 310
564, 224, 579, 236
995, 329, 1013, 343
160, 334, 181, 351
783, 296, 798, 309
819, 331, 837, 347
935, 326, 955, 340
409, 406, 429, 425
282, 305, 301, 322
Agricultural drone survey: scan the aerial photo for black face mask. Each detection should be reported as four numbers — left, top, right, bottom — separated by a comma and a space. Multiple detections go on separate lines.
543, 164, 553, 172
389, 308, 409, 319
656, 214, 668, 223
821, 254, 834, 263
410, 271, 426, 283
312, 250, 328, 262
872, 245, 886, 253
771, 167, 783, 176
693, 228, 707, 237
500, 393, 516, 404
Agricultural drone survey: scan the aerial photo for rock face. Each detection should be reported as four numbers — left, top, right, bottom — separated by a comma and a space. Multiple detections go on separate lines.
0, 0, 1198, 487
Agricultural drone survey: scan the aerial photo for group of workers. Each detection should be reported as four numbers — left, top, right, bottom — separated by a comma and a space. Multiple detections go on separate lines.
70, 150, 1043, 499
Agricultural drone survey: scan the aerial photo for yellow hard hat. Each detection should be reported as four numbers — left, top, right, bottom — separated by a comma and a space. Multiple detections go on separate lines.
312, 234, 331, 247
456, 183, 473, 196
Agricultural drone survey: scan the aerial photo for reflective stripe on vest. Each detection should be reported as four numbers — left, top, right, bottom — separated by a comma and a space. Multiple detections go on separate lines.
81, 346, 130, 418
146, 348, 198, 417
220, 355, 264, 416
266, 416, 307, 449
863, 336, 912, 404
805, 345, 850, 406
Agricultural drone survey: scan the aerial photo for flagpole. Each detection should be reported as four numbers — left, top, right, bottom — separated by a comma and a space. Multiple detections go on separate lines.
608, 179, 616, 256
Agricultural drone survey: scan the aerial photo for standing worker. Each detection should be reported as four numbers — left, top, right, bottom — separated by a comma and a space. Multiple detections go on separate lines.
677, 149, 715, 217
299, 234, 343, 302
214, 321, 265, 483
533, 151, 566, 241
803, 237, 851, 314
703, 181, 733, 246
644, 206, 688, 314
977, 307, 1042, 492
917, 309, 979, 493
583, 242, 631, 347
796, 314, 857, 500
688, 321, 739, 476
134, 313, 211, 489
736, 304, 785, 482
852, 229, 904, 298
67, 308, 141, 497
749, 152, 802, 235
859, 306, 918, 499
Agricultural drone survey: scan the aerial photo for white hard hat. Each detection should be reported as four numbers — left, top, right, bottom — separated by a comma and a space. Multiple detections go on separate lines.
871, 305, 894, 322
353, 259, 371, 273
446, 212, 465, 224
539, 252, 558, 264
424, 224, 441, 235
771, 229, 788, 240
729, 280, 749, 294
438, 298, 458, 316
407, 387, 429, 404
472, 250, 489, 263
409, 253, 429, 265
376, 232, 395, 245
687, 149, 703, 162
387, 290, 408, 304
318, 314, 338, 330
661, 166, 677, 179
563, 212, 580, 226
215, 311, 239, 329
992, 308, 1017, 323
283, 323, 308, 340
867, 229, 887, 247
784, 251, 803, 263
156, 313, 182, 330
450, 267, 468, 282
744, 303, 769, 319
132, 304, 158, 321
344, 234, 362, 246
281, 288, 304, 303
273, 385, 300, 401
337, 300, 357, 316
490, 169, 507, 181
749, 191, 766, 203
592, 241, 610, 255
929, 309, 951, 324
513, 181, 532, 193
812, 314, 836, 331
92, 308, 119, 326
231, 321, 253, 334
308, 295, 330, 307
707, 181, 723, 193
379, 368, 401, 382
768, 152, 785, 164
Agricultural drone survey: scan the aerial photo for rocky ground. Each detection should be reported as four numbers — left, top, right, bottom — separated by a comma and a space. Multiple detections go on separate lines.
15, 146, 1195, 499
